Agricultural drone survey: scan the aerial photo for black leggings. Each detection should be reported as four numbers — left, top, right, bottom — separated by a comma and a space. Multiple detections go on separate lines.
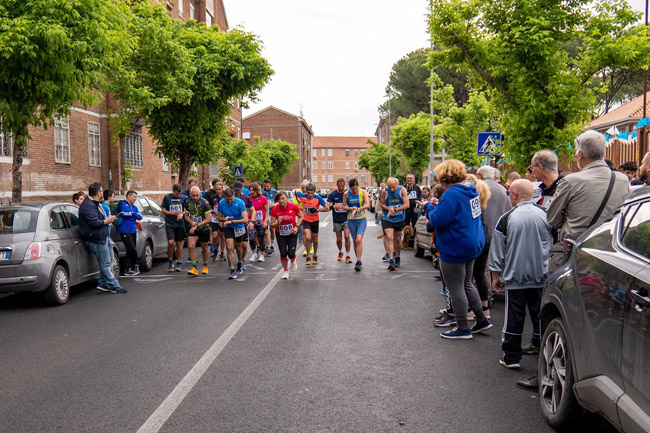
276, 233, 297, 259
120, 232, 137, 269
472, 242, 491, 303
249, 223, 267, 252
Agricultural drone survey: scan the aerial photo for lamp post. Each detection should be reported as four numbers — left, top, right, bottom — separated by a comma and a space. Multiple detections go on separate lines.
428, 5, 435, 185
387, 93, 392, 178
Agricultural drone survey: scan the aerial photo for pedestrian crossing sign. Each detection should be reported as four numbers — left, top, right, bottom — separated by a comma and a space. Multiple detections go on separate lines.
234, 166, 243, 177
477, 132, 502, 156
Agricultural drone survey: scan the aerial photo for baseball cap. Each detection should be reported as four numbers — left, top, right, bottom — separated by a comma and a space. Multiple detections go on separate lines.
233, 181, 243, 191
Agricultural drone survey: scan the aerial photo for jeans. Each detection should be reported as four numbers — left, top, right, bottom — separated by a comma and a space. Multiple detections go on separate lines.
86, 237, 121, 290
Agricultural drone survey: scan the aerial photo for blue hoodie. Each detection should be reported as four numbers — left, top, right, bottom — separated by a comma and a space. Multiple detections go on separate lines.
114, 199, 142, 234
424, 183, 484, 263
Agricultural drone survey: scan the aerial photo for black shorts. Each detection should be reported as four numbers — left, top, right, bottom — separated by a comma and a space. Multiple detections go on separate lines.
188, 229, 210, 244
224, 227, 248, 243
166, 226, 186, 242
382, 219, 405, 233
301, 220, 319, 234
210, 222, 223, 232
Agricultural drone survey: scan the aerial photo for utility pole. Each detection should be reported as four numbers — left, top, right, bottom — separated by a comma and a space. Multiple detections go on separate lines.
388, 94, 392, 178
428, 4, 435, 185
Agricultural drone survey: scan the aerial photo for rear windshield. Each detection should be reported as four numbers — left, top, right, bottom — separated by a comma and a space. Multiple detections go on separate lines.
0, 209, 37, 233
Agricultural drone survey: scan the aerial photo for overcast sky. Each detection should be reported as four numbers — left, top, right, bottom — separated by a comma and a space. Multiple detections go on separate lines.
225, 0, 648, 138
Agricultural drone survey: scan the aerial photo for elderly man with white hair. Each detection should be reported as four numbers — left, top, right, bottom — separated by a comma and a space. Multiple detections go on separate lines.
546, 130, 629, 241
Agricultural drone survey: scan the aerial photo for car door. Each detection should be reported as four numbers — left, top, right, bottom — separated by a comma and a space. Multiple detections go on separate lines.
61, 205, 99, 280
616, 201, 650, 429
145, 198, 167, 256
48, 206, 82, 283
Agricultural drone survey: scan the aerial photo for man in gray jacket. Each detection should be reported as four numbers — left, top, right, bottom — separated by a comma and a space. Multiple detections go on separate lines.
488, 179, 553, 369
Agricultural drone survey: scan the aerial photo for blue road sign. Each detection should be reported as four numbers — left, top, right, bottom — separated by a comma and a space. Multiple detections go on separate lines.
477, 132, 502, 156
234, 166, 243, 177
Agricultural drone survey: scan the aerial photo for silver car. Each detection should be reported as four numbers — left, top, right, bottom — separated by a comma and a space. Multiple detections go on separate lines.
109, 196, 167, 273
0, 202, 119, 305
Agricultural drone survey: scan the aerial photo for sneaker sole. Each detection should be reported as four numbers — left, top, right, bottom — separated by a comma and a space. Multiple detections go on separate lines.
499, 359, 521, 369
440, 333, 473, 340
96, 287, 111, 292
434, 321, 457, 328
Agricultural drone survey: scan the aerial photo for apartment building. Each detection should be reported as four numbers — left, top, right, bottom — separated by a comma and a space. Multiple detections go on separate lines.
311, 136, 376, 190
0, 0, 239, 202
242, 106, 314, 188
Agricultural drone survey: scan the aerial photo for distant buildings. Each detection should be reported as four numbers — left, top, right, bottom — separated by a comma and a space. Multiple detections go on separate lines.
311, 136, 376, 189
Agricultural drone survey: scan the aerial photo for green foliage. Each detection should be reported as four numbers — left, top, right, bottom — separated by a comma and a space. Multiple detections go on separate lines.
260, 138, 300, 187
428, 0, 650, 169
358, 141, 405, 184
390, 113, 432, 175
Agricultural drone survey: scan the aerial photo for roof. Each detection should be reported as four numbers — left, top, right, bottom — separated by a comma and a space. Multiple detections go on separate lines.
590, 91, 650, 128
313, 136, 377, 148
243, 106, 301, 121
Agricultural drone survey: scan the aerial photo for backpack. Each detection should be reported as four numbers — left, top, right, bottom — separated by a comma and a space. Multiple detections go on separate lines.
113, 200, 124, 227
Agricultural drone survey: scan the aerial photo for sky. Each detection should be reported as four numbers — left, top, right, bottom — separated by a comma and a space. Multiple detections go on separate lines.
225, 0, 649, 138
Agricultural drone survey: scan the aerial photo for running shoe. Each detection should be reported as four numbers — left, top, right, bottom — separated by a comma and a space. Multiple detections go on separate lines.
291, 260, 298, 271
258, 254, 265, 262
241, 261, 247, 271
236, 263, 243, 275
312, 255, 318, 265
175, 262, 183, 272
433, 313, 457, 327
110, 287, 128, 294
305, 256, 312, 266
124, 268, 137, 276
202, 265, 209, 275
522, 342, 540, 355
229, 270, 237, 280
354, 260, 362, 272
395, 256, 401, 268
499, 358, 521, 369
250, 252, 258, 262
219, 252, 226, 261
470, 319, 493, 334
440, 287, 447, 296
270, 246, 275, 253
167, 262, 174, 272
282, 271, 289, 280
337, 252, 343, 261
187, 267, 199, 276
96, 286, 111, 292
388, 259, 396, 271
382, 253, 390, 261
345, 256, 353, 264
440, 328, 472, 340
432, 310, 447, 321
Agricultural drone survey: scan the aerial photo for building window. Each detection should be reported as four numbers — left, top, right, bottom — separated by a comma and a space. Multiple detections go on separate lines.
355, 149, 358, 156
328, 175, 333, 182
328, 162, 333, 170
345, 175, 350, 182
189, 2, 194, 19
87, 122, 101, 166
354, 162, 358, 170
328, 148, 332, 157
345, 162, 350, 170
165, 0, 173, 12
162, 156, 170, 172
361, 175, 366, 182
321, 149, 325, 157
124, 127, 143, 168
345, 149, 350, 157
322, 175, 326, 183
321, 161, 325, 170
209, 161, 219, 177
178, 0, 183, 18
0, 129, 13, 157
206, 11, 213, 27
54, 117, 70, 163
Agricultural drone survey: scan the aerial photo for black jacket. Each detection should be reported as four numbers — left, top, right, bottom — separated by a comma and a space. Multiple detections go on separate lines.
79, 197, 109, 243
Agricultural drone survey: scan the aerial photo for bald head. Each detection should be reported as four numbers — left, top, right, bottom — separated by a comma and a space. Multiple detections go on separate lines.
509, 179, 534, 205
189, 185, 202, 201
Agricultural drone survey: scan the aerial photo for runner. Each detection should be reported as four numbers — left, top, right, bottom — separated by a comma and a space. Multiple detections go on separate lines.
296, 183, 328, 265
293, 179, 309, 255
379, 177, 409, 271
205, 181, 226, 261
270, 191, 303, 279
342, 178, 370, 271
218, 188, 249, 279
326, 178, 352, 263
233, 181, 254, 269
183, 186, 211, 276
161, 183, 187, 272
261, 179, 278, 255
248, 182, 270, 262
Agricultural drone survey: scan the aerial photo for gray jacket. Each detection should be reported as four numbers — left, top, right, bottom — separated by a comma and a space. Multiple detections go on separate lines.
482, 178, 512, 243
488, 201, 553, 290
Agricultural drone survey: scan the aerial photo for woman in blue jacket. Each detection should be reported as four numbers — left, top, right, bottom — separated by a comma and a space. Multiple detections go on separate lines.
115, 190, 143, 275
422, 160, 492, 340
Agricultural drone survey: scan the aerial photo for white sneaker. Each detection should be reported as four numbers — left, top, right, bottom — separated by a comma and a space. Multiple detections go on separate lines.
249, 253, 258, 262
258, 254, 265, 262
282, 271, 289, 280
291, 260, 298, 271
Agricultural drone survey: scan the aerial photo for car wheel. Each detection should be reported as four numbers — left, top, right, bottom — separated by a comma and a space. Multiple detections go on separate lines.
112, 250, 120, 279
414, 236, 425, 258
139, 241, 153, 272
538, 318, 582, 430
44, 265, 70, 306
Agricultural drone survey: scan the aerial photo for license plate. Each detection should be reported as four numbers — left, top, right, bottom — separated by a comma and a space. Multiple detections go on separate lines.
0, 251, 10, 260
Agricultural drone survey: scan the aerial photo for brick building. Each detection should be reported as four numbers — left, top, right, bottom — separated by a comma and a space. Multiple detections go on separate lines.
0, 0, 240, 203
311, 136, 376, 190
242, 106, 313, 188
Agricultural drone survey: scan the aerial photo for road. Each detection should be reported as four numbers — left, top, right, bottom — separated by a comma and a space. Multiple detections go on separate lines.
0, 213, 616, 433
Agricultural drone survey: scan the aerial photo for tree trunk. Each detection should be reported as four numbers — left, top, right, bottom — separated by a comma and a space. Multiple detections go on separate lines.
11, 132, 26, 203
178, 153, 192, 188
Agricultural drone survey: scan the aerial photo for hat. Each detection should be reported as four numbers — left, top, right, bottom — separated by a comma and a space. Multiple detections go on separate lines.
233, 181, 243, 191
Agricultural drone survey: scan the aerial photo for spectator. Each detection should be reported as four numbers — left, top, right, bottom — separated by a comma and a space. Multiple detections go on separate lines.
72, 191, 85, 206
505, 171, 521, 189
488, 179, 553, 369
619, 161, 638, 184
115, 190, 143, 276
524, 166, 536, 182
78, 182, 126, 294
404, 173, 422, 230
530, 150, 562, 210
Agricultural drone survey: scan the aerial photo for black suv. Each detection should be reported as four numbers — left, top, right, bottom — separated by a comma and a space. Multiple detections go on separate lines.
539, 187, 650, 432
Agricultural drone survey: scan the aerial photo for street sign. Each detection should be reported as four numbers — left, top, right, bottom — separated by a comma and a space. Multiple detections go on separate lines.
234, 166, 243, 177
477, 132, 502, 156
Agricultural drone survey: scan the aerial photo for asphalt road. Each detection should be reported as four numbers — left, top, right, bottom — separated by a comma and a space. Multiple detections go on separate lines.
0, 213, 617, 433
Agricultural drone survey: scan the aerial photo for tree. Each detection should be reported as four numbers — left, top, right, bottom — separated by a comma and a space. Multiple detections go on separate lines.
429, 0, 650, 169
358, 141, 405, 184
146, 22, 273, 186
591, 68, 645, 116
260, 138, 300, 187
0, 0, 131, 202
390, 113, 431, 175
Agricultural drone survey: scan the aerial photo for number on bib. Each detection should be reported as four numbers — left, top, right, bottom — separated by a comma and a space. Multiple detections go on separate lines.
191, 215, 202, 223
234, 226, 246, 238
279, 224, 293, 236
255, 210, 263, 222
170, 204, 183, 212
470, 196, 481, 218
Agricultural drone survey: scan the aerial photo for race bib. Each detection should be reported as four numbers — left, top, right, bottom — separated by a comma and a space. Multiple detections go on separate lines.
531, 187, 542, 203
279, 224, 293, 236
392, 207, 403, 216
255, 210, 263, 222
234, 226, 246, 238
408, 190, 418, 199
170, 204, 183, 213
305, 207, 317, 215
470, 196, 481, 218
191, 215, 202, 223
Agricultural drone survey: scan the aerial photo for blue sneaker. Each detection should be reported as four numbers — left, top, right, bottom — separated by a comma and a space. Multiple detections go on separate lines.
388, 259, 396, 271
382, 253, 390, 261
110, 287, 128, 294
440, 287, 448, 296
395, 256, 401, 268
228, 270, 237, 280
236, 262, 243, 275
354, 260, 362, 272
167, 262, 174, 272
440, 328, 472, 339
470, 319, 493, 334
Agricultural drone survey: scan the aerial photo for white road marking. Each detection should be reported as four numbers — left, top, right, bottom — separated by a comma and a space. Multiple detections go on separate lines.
133, 277, 172, 284
320, 222, 329, 228
136, 245, 305, 433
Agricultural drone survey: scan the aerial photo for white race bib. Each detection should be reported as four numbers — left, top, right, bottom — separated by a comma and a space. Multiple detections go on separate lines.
392, 207, 403, 216
191, 215, 202, 223
408, 190, 418, 199
279, 224, 293, 236
470, 196, 481, 219
255, 210, 263, 222
170, 204, 183, 213
234, 226, 246, 238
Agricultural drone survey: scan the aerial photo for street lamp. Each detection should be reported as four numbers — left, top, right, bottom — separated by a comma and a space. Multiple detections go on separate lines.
388, 94, 392, 177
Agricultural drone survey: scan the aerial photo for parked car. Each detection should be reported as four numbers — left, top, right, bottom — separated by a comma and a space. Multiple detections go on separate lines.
0, 202, 119, 305
538, 187, 650, 432
368, 187, 380, 213
109, 196, 168, 273
413, 215, 434, 258
318, 188, 331, 197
